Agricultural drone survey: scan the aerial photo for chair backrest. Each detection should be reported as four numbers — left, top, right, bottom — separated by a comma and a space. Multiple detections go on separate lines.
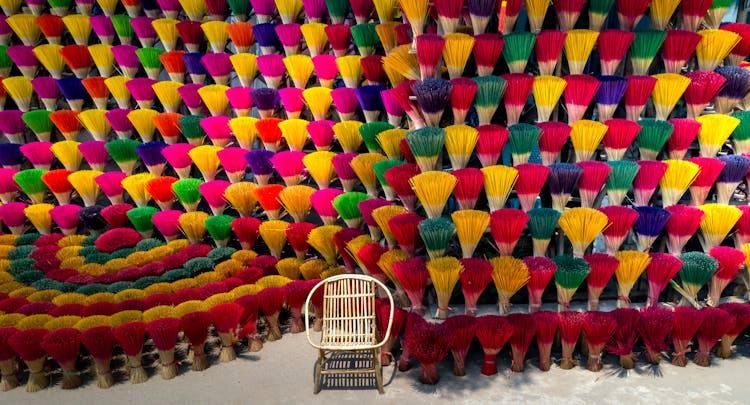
305, 274, 394, 350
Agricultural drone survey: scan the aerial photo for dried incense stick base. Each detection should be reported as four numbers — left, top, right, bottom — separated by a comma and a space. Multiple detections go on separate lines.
694, 352, 711, 367
398, 347, 411, 372
0, 359, 18, 391
61, 369, 82, 390
510, 357, 525, 372
25, 358, 48, 393
538, 356, 551, 372
93, 360, 114, 389
586, 354, 603, 372
560, 356, 576, 370
451, 353, 465, 376
191, 350, 210, 372
158, 350, 177, 380
127, 355, 148, 384
619, 354, 635, 369
266, 315, 283, 341
248, 335, 264, 352
219, 333, 237, 362
717, 337, 736, 359
418, 364, 439, 385
646, 351, 662, 365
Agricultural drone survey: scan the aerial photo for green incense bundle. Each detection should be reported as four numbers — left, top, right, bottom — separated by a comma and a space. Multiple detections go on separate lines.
629, 30, 666, 75
706, 0, 735, 29
502, 31, 536, 74
227, 0, 251, 20
110, 15, 134, 42
172, 178, 203, 212
675, 251, 718, 306
0, 45, 12, 75
605, 160, 640, 206
405, 126, 447, 172
179, 115, 207, 144
553, 254, 591, 311
372, 159, 403, 201
418, 217, 455, 260
637, 119, 674, 160
47, 0, 72, 10
508, 123, 541, 165
135, 47, 164, 79
324, 0, 350, 23
359, 121, 393, 153
205, 214, 235, 247
473, 75, 507, 125
588, 0, 616, 31
22, 110, 54, 142
731, 111, 750, 154
332, 191, 370, 228
126, 206, 158, 237
105, 139, 141, 174
13, 169, 48, 204
528, 208, 561, 257
351, 23, 380, 56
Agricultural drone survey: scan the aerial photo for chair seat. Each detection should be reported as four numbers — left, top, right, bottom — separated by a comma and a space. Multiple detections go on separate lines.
320, 330, 377, 349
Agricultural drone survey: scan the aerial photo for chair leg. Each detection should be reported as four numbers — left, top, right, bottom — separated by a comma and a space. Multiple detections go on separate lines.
313, 350, 323, 394
374, 349, 384, 394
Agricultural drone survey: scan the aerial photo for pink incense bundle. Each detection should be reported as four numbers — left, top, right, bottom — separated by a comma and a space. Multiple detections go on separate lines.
532, 311, 558, 371
452, 167, 484, 210
217, 147, 249, 183
624, 75, 657, 121
474, 33, 504, 76
209, 303, 243, 362
597, 29, 634, 75
534, 30, 566, 76
736, 206, 750, 247
575, 161, 611, 208
111, 321, 147, 384
89, 16, 114, 44
7, 45, 39, 78
31, 77, 60, 112
383, 163, 420, 211
125, 78, 157, 110
670, 306, 703, 367
475, 124, 509, 167
278, 88, 305, 119
391, 257, 429, 316
310, 188, 343, 225
584, 253, 619, 311
105, 108, 134, 139
111, 45, 141, 79
330, 87, 358, 121
632, 160, 667, 206
665, 204, 704, 255
177, 83, 205, 115
662, 30, 702, 74
152, 209, 183, 241
0, 168, 19, 204
179, 310, 212, 371
502, 73, 534, 126
257, 54, 286, 89
49, 204, 81, 235
388, 212, 423, 255
235, 292, 262, 350
450, 78, 477, 124
202, 53, 232, 86
708, 246, 746, 307
683, 71, 726, 119
381, 89, 405, 127
553, 0, 585, 31
356, 243, 390, 286
645, 252, 682, 307
599, 205, 639, 254
602, 118, 640, 161
276, 23, 302, 55
226, 87, 253, 117
667, 118, 701, 159
131, 16, 156, 47
489, 208, 529, 256
145, 317, 181, 380
332, 152, 358, 192
514, 163, 550, 212
442, 314, 476, 377
313, 54, 339, 88
537, 121, 571, 166
226, 218, 260, 252
199, 180, 230, 215
694, 307, 734, 367
475, 315, 513, 376
8, 328, 49, 392
161, 143, 195, 179
94, 171, 127, 204
525, 256, 556, 312
200, 115, 232, 147
582, 311, 617, 372
285, 221, 316, 259
360, 199, 392, 242
376, 305, 406, 367
307, 120, 335, 151
391, 80, 426, 129
20, 142, 53, 170
270, 151, 306, 186
687, 157, 725, 206
507, 313, 536, 372
606, 308, 641, 369
459, 258, 493, 316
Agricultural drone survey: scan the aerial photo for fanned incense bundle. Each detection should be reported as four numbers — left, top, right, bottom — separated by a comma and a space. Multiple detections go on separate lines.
515, 163, 550, 211
481, 165, 519, 212
662, 30, 702, 74
582, 311, 617, 372
533, 76, 566, 123
660, 159, 700, 207
651, 73, 691, 121
696, 114, 740, 157
699, 204, 742, 250
676, 251, 719, 307
528, 208, 561, 257
613, 250, 651, 308
427, 257, 463, 319
563, 29, 598, 75
410, 171, 456, 219
605, 160, 640, 206
646, 253, 683, 307
553, 255, 590, 311
585, 253, 618, 311
665, 204, 705, 255
559, 207, 609, 257
633, 160, 667, 206
569, 120, 607, 162
458, 258, 493, 316
502, 31, 535, 74
442, 33, 474, 79
696, 29, 741, 71
548, 163, 583, 211
452, 210, 489, 259
630, 30, 666, 76
683, 71, 726, 119
576, 161, 611, 209
597, 30, 633, 75
707, 247, 746, 306
474, 76, 507, 125
564, 75, 599, 124
624, 75, 657, 121
489, 208, 529, 256
490, 256, 529, 314
508, 123, 540, 165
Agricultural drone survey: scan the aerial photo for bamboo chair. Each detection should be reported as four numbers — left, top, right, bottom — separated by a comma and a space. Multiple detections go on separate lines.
304, 274, 394, 394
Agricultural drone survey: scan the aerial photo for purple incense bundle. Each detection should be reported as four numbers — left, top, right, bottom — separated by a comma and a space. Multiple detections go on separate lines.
356, 85, 385, 123
595, 75, 628, 122
251, 87, 280, 118
245, 149, 275, 185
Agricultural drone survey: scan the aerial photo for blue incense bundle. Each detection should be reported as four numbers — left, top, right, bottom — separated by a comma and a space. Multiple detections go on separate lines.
633, 206, 671, 252
182, 52, 207, 84
0, 143, 23, 168
411, 78, 452, 127
715, 154, 750, 204
548, 163, 583, 212
355, 84, 386, 123
595, 75, 628, 121
245, 149, 276, 185
253, 23, 281, 54
56, 77, 87, 111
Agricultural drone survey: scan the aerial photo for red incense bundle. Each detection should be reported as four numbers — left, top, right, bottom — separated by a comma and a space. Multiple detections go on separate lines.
258, 287, 286, 341
285, 222, 316, 260
79, 325, 115, 387
383, 163, 420, 211
597, 29, 634, 75
633, 160, 667, 206
667, 118, 700, 160
683, 71, 726, 119
145, 317, 181, 379
599, 206, 638, 254
532, 311, 558, 371
662, 30, 702, 74
687, 157, 725, 206
388, 212, 423, 255
235, 293, 262, 351
665, 205, 704, 255
582, 311, 616, 372
473, 33, 503, 77
695, 307, 734, 367
502, 73, 534, 125
475, 124, 509, 167
537, 121, 571, 165
535, 30, 566, 76
525, 256, 556, 312
507, 313, 536, 372
554, 0, 585, 31
209, 302, 243, 362
8, 328, 48, 392
489, 208, 529, 256
708, 246, 746, 306
459, 258, 493, 316
681, 0, 713, 31
310, 189, 342, 226
736, 206, 750, 247
152, 209, 182, 241
717, 303, 750, 358
639, 307, 674, 365
624, 75, 657, 121
452, 168, 484, 210
584, 253, 619, 311
404, 318, 449, 384
179, 311, 212, 371
475, 315, 513, 376
602, 118, 640, 161
616, 0, 650, 30
433, 0, 463, 34
645, 252, 682, 307
111, 321, 147, 384
558, 311, 584, 369
607, 308, 640, 369
81, 76, 109, 109
515, 163, 550, 212
392, 257, 429, 316
450, 78, 478, 124
671, 306, 704, 366
40, 328, 82, 389
443, 315, 477, 376
576, 161, 610, 208
285, 280, 315, 334
378, 304, 407, 366
415, 33, 444, 80
159, 51, 187, 83
722, 23, 750, 65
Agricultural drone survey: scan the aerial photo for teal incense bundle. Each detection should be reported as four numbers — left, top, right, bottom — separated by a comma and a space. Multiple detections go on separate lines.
605, 160, 640, 206
636, 119, 674, 160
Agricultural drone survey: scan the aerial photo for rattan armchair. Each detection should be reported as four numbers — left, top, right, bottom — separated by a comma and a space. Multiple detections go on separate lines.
304, 274, 394, 394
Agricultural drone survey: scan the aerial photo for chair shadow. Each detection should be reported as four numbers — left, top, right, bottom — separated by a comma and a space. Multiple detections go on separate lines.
315, 352, 394, 392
